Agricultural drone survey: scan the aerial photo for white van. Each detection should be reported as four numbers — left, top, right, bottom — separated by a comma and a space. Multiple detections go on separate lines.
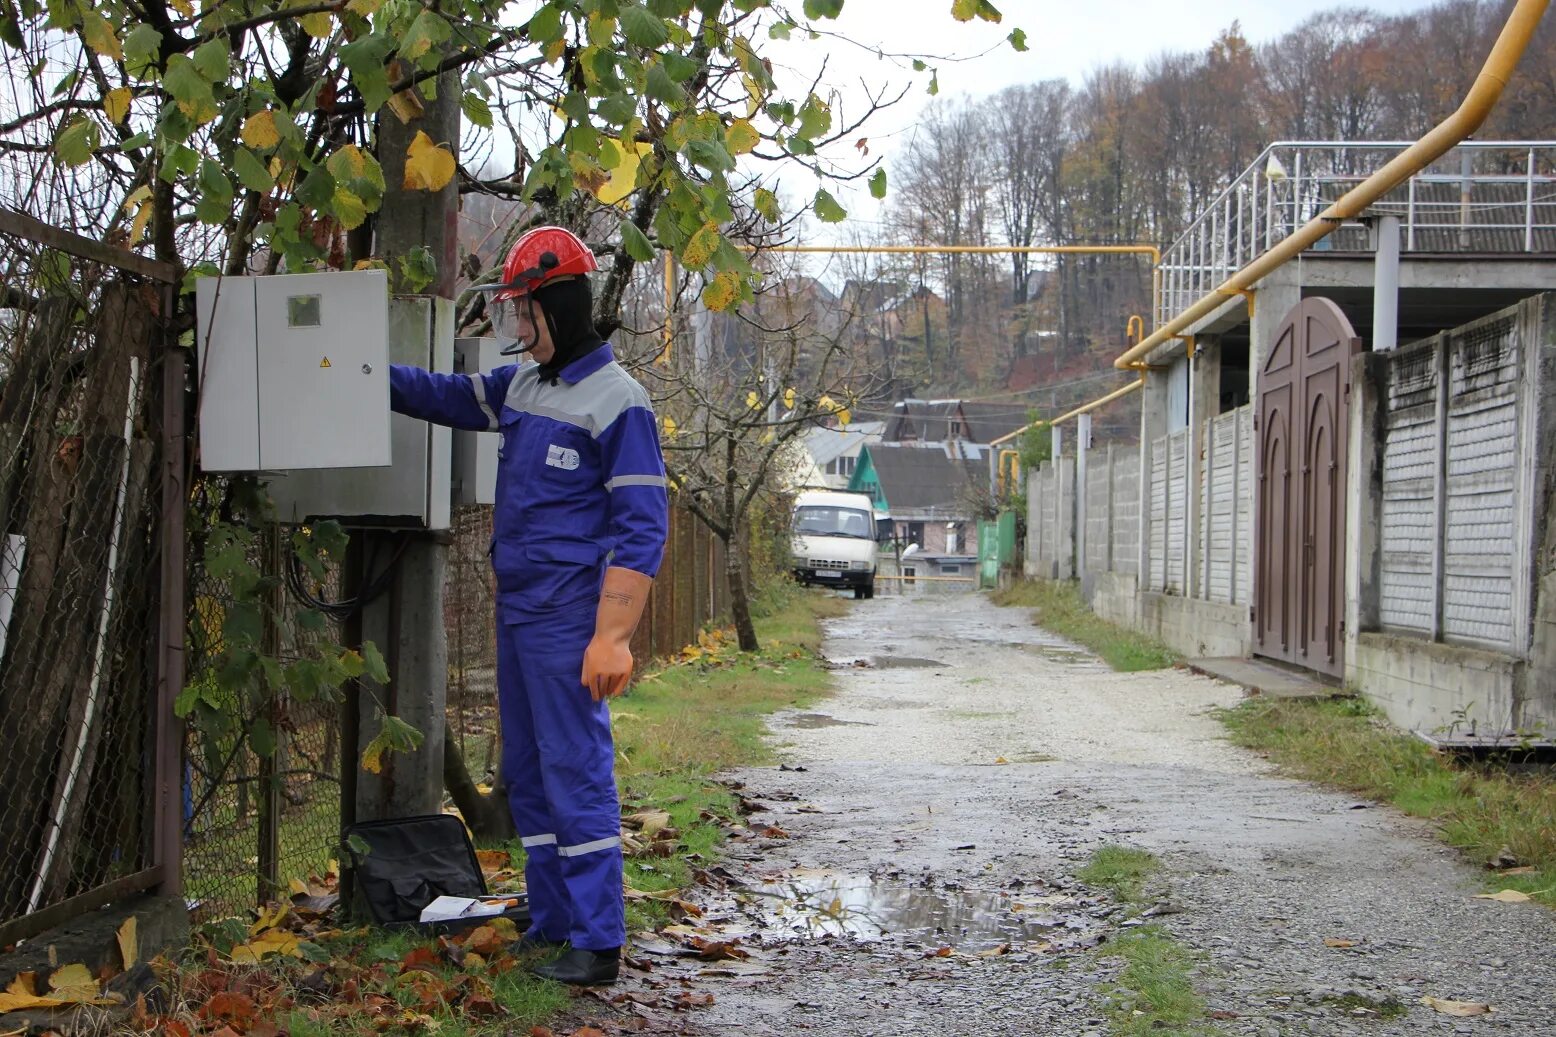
790, 489, 883, 600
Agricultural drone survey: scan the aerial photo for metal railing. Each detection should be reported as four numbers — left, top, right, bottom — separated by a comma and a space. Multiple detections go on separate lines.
1156, 141, 1556, 327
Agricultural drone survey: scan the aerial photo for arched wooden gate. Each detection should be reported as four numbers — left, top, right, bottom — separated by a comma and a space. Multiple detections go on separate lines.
1255, 297, 1361, 677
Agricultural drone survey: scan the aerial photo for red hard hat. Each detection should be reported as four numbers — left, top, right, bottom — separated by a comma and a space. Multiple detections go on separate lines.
479, 226, 598, 300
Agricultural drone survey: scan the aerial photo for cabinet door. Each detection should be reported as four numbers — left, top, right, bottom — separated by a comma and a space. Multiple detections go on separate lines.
195, 276, 261, 471
254, 270, 389, 469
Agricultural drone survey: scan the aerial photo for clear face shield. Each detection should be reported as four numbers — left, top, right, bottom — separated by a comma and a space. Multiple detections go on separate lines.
491, 293, 538, 356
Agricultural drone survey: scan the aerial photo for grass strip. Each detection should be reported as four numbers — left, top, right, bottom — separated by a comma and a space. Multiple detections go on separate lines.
1217, 696, 1556, 907
1078, 845, 1216, 1037
990, 579, 1179, 672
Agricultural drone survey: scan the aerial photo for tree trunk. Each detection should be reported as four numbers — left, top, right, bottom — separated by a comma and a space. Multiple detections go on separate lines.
443, 739, 515, 841
724, 527, 758, 652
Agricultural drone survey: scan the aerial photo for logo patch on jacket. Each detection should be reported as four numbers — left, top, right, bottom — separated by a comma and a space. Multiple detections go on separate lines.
546, 444, 581, 471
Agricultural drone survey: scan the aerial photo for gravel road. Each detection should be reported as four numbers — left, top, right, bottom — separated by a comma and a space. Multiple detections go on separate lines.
598, 593, 1556, 1037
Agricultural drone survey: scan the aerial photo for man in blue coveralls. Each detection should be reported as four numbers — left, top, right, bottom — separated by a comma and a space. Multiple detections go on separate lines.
389, 226, 668, 985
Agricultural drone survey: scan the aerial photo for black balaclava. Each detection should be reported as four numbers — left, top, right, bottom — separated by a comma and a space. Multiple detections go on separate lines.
531, 275, 604, 384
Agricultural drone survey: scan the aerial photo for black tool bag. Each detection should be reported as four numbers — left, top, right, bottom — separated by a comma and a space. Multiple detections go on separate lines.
342, 814, 530, 933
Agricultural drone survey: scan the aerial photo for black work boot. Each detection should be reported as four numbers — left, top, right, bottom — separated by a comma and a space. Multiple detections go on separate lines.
513, 931, 568, 954
531, 947, 620, 985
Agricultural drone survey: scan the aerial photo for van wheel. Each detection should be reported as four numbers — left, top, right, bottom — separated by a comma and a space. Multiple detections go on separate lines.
852, 585, 866, 600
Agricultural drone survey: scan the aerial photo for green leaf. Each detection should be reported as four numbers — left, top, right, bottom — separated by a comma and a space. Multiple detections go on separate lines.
163, 54, 218, 124
294, 168, 336, 211
346, 833, 371, 857
54, 116, 98, 167
684, 138, 733, 174
296, 608, 327, 633
620, 6, 670, 48
768, 21, 791, 40
0, 1, 23, 49
233, 147, 274, 192
361, 640, 391, 684
950, 0, 977, 20
598, 91, 636, 126
813, 188, 847, 223
911, 58, 927, 72
461, 91, 492, 129
250, 716, 277, 758
619, 219, 655, 262
928, 70, 939, 96
78, 9, 121, 60
296, 942, 331, 964
796, 95, 830, 140
121, 131, 152, 150
397, 246, 437, 294
645, 64, 684, 107
1008, 27, 1028, 51
191, 37, 229, 82
661, 51, 699, 83
527, 1, 564, 45
398, 8, 451, 61
752, 186, 779, 222
802, 0, 844, 18
123, 23, 162, 78
221, 600, 261, 646
174, 682, 202, 719
331, 188, 368, 230
869, 167, 887, 200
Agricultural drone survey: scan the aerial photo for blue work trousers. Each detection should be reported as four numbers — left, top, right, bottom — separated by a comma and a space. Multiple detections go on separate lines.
497, 601, 624, 951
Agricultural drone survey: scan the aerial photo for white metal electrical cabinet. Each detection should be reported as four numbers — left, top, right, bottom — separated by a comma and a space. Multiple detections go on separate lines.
267, 296, 454, 529
452, 337, 508, 506
196, 270, 390, 471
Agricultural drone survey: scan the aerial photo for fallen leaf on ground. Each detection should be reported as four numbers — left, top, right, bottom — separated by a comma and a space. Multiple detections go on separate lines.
48, 963, 102, 1002
249, 902, 289, 935
994, 757, 1009, 765
476, 849, 510, 874
201, 991, 258, 1028
1499, 866, 1537, 876
625, 810, 672, 836
689, 937, 749, 961
1474, 890, 1532, 903
1323, 937, 1358, 948
1421, 997, 1495, 1016
674, 993, 715, 1009
530, 1029, 554, 1037
117, 916, 139, 969
930, 946, 954, 958
759, 826, 790, 839
571, 1028, 607, 1037
977, 943, 1012, 957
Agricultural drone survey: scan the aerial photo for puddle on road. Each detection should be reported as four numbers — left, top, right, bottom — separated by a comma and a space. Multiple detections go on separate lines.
1016, 643, 1097, 665
745, 870, 1085, 951
828, 655, 948, 670
786, 713, 872, 729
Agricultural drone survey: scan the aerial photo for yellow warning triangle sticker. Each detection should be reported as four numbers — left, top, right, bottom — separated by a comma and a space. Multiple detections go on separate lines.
320, 356, 332, 368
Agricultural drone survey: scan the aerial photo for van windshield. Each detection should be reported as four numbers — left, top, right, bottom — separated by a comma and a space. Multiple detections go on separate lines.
794, 506, 874, 539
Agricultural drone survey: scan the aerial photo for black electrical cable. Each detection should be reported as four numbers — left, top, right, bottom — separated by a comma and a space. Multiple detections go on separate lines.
285, 529, 412, 620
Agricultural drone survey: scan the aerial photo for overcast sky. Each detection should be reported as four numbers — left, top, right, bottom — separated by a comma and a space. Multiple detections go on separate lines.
771, 0, 1444, 242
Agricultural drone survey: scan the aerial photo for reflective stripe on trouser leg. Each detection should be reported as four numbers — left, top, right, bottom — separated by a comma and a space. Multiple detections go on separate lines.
515, 602, 625, 952
497, 619, 570, 941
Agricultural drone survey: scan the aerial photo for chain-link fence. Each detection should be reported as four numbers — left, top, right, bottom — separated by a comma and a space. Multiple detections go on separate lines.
182, 518, 348, 921
0, 210, 178, 946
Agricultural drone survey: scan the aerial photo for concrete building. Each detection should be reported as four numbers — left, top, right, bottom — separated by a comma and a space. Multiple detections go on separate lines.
1025, 140, 1556, 740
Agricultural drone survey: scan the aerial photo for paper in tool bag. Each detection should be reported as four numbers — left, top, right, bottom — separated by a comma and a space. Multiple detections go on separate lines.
342, 813, 529, 931
419, 895, 513, 923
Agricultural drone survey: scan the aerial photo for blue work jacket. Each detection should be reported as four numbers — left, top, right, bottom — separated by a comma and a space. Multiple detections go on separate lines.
390, 344, 669, 620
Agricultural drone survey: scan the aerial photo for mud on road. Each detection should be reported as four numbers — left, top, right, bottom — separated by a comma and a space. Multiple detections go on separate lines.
588, 594, 1556, 1037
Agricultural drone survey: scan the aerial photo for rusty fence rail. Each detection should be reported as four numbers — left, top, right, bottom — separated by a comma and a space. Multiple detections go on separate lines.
0, 208, 182, 947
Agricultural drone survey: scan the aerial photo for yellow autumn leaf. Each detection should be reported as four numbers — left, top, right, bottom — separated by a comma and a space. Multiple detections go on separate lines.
0, 991, 70, 1011
596, 139, 653, 207
7, 972, 39, 997
347, 0, 383, 14
169, 0, 194, 14
661, 416, 677, 437
681, 221, 720, 270
386, 87, 425, 123
836, 407, 851, 425
726, 118, 760, 156
241, 110, 280, 151
783, 388, 796, 409
249, 902, 289, 935
48, 963, 101, 1002
117, 915, 138, 970
701, 270, 741, 312
329, 143, 368, 179
362, 739, 386, 773
746, 391, 760, 410
80, 12, 123, 60
403, 130, 456, 191
103, 87, 132, 125
819, 394, 836, 413
1473, 889, 1532, 903
1421, 997, 1495, 1017
298, 10, 333, 38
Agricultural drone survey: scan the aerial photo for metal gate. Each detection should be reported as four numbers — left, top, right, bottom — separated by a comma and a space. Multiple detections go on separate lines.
1254, 297, 1360, 676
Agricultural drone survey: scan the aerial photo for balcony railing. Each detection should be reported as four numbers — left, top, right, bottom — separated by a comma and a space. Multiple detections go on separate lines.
1156, 142, 1556, 328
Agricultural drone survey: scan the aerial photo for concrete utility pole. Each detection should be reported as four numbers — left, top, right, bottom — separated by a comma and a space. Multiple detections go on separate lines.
343, 71, 461, 834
